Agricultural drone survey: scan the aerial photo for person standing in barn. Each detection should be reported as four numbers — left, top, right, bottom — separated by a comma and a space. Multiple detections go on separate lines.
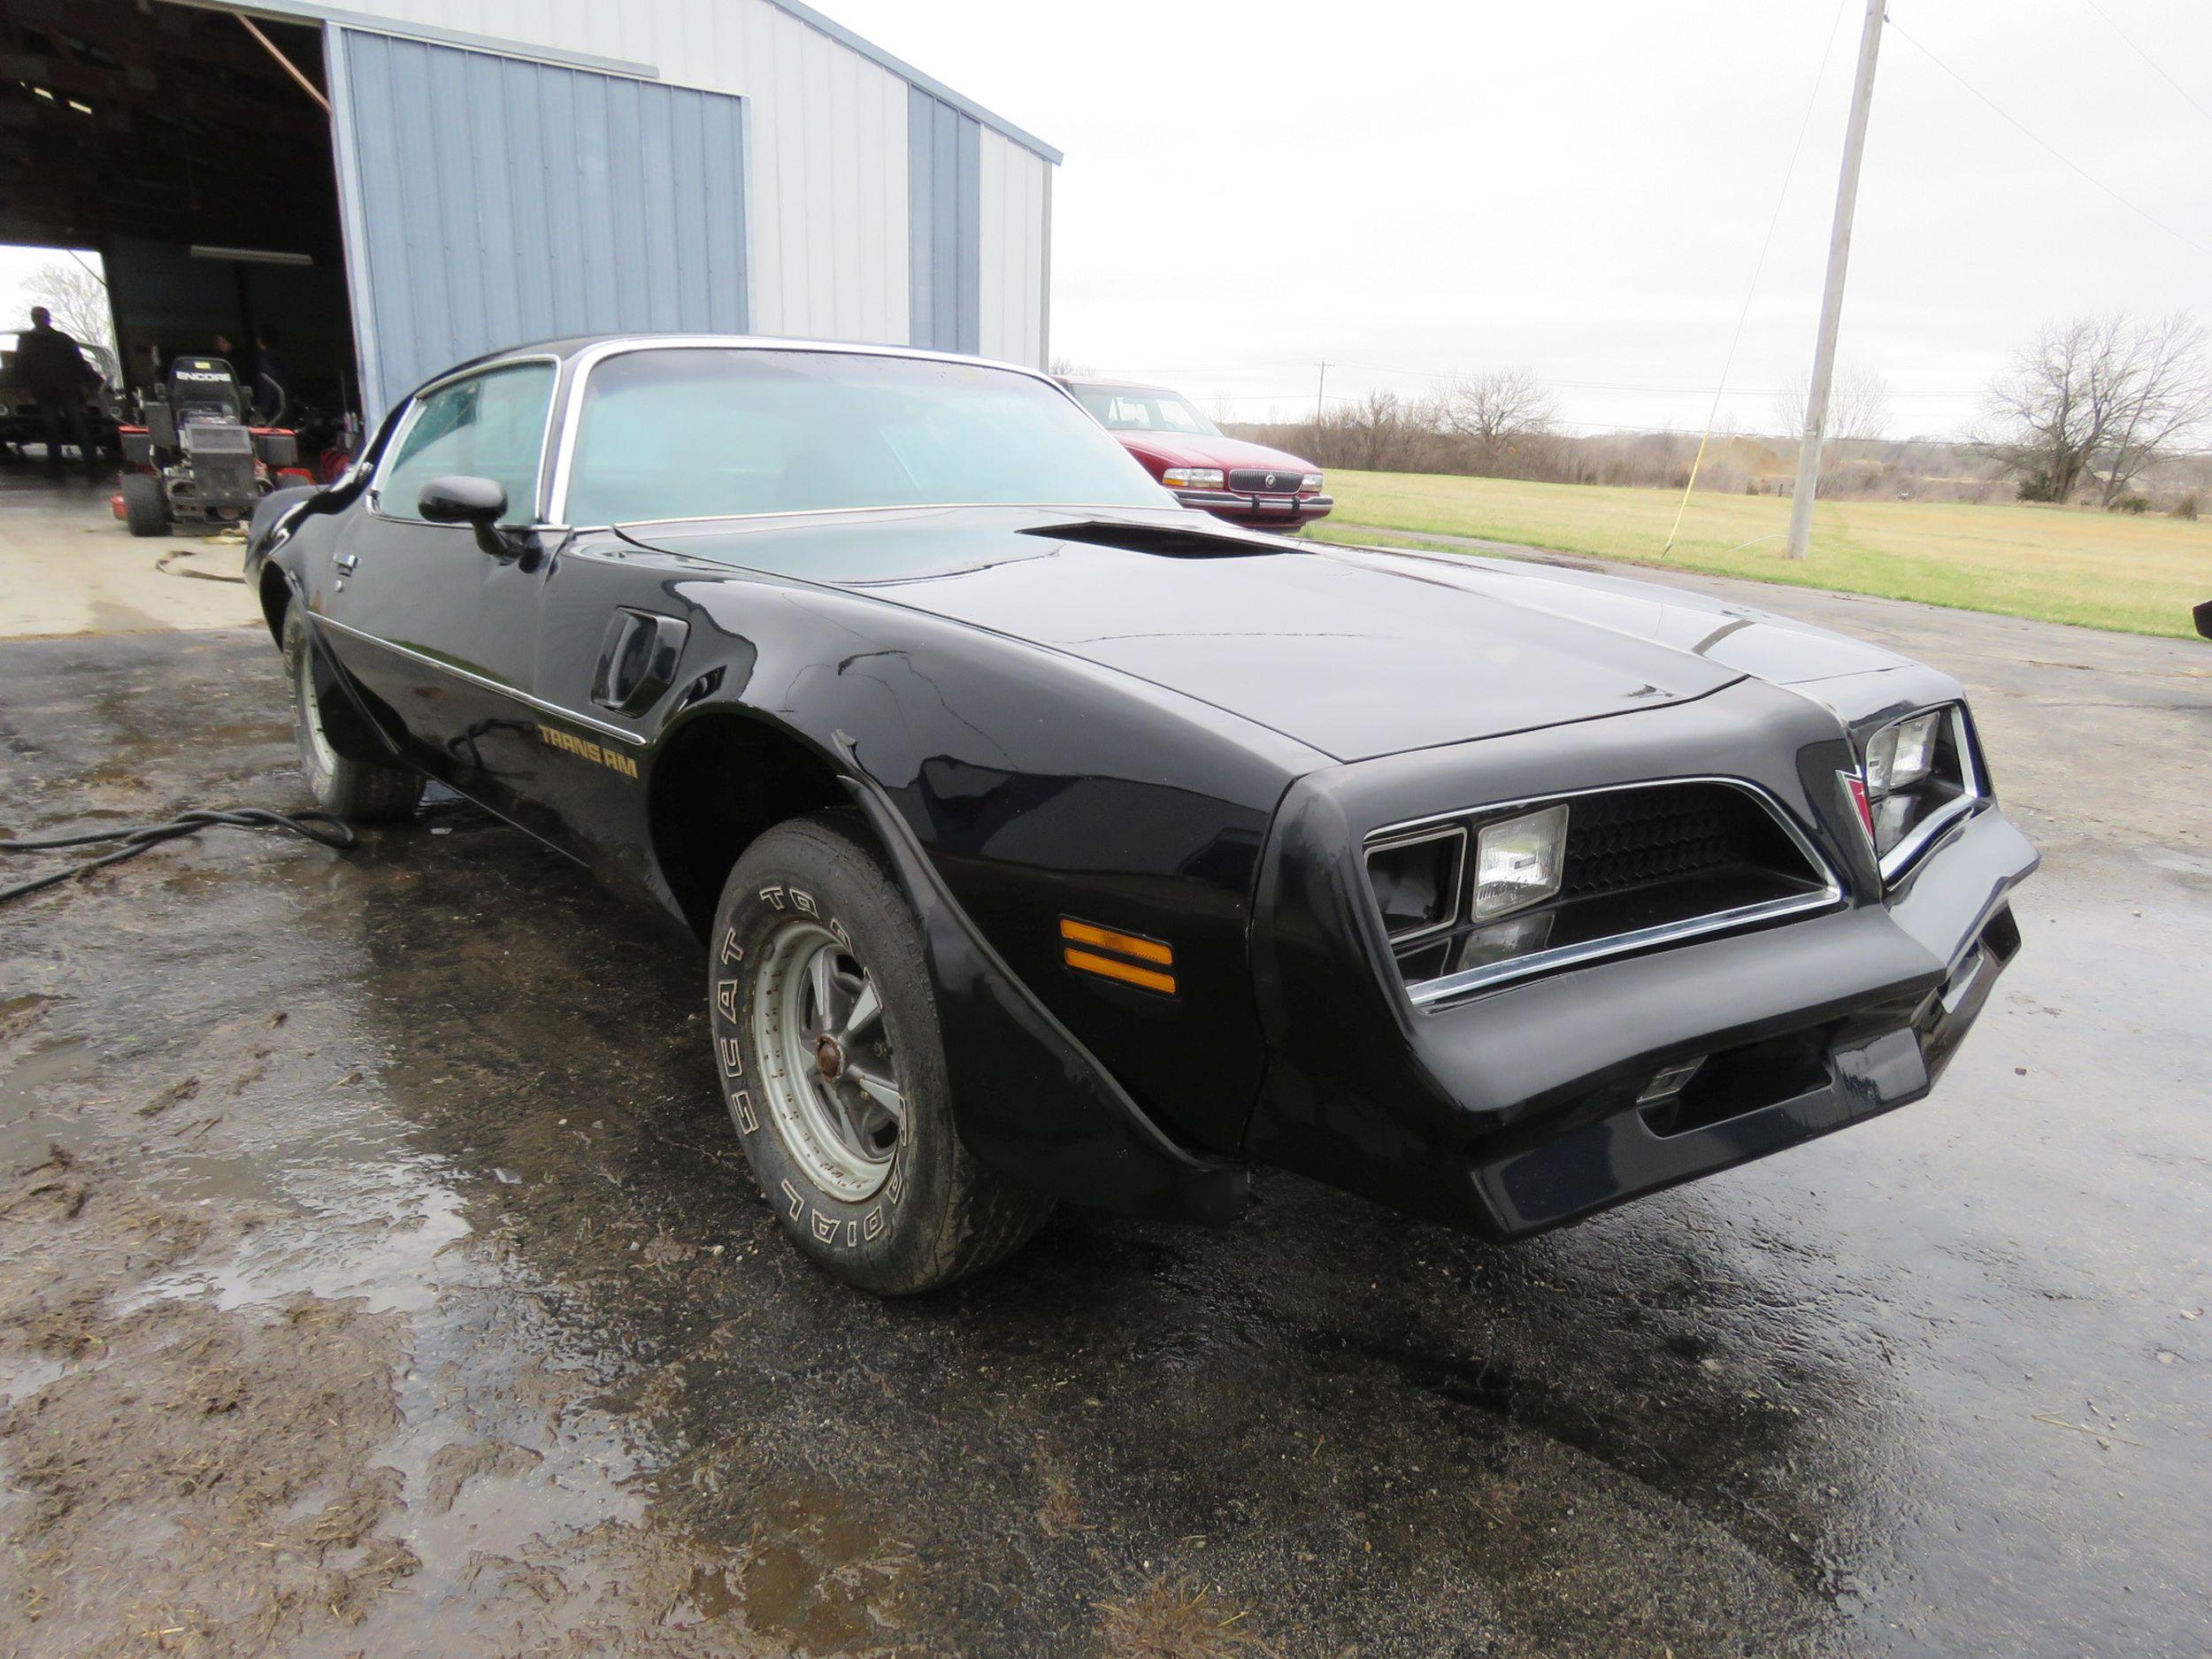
250, 325, 289, 426
18, 306, 99, 480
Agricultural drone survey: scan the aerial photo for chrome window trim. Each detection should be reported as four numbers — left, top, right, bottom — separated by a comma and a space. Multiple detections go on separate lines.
311, 612, 646, 748
1364, 824, 1468, 947
1872, 703, 1986, 883
365, 353, 564, 526
1363, 777, 1847, 1010
542, 335, 1159, 530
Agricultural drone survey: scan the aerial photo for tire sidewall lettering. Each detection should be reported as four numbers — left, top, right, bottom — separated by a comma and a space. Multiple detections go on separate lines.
714, 877, 903, 1252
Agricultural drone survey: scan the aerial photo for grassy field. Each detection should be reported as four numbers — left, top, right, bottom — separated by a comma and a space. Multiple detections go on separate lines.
1315, 470, 2212, 639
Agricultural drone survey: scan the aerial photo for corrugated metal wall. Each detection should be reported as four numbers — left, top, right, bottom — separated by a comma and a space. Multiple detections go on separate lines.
906, 88, 979, 356
977, 130, 1049, 370
313, 0, 1050, 369
327, 28, 749, 417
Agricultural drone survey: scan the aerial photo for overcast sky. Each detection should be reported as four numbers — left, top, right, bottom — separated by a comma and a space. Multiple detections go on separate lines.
8, 1, 2206, 439
832, 0, 2212, 439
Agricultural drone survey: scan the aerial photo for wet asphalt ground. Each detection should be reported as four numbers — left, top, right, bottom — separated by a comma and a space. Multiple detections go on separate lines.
2, 580, 2208, 1658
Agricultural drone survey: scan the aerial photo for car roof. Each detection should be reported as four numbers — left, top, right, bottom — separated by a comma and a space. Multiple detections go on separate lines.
406, 333, 1064, 403
1058, 376, 1182, 396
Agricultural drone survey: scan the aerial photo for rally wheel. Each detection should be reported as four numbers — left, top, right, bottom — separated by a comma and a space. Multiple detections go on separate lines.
709, 814, 1051, 1294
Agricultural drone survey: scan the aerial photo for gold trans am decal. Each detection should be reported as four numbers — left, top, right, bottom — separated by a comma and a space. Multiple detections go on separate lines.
535, 723, 640, 779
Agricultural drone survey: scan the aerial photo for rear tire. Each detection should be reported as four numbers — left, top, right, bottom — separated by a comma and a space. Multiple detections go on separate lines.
709, 814, 1052, 1294
282, 606, 423, 822
120, 472, 166, 537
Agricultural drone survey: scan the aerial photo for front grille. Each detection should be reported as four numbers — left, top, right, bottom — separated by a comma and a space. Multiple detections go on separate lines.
1368, 780, 1839, 1004
1226, 466, 1305, 494
1562, 783, 1797, 900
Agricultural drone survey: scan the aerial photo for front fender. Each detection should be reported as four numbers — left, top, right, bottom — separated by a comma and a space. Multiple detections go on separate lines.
835, 750, 1249, 1224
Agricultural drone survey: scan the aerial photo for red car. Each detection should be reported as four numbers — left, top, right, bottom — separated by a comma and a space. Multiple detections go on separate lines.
1060, 377, 1332, 533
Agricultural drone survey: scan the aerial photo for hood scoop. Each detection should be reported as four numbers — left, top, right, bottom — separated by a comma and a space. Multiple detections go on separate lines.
1024, 519, 1284, 558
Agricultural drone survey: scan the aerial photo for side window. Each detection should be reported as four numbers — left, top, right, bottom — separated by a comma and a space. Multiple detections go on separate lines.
375, 362, 555, 525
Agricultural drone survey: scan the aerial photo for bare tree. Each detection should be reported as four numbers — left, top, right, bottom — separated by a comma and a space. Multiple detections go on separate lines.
2089, 313, 2212, 506
1980, 311, 2212, 505
24, 260, 115, 359
1047, 354, 1094, 380
1442, 366, 1556, 459
1771, 362, 1891, 444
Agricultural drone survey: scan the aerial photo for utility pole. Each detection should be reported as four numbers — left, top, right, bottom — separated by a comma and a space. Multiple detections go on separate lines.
1315, 360, 1327, 434
1786, 0, 1885, 559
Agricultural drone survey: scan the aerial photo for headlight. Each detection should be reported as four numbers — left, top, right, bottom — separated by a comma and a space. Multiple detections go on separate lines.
1856, 705, 1980, 872
1300, 472, 1324, 491
1162, 467, 1225, 489
1864, 710, 1939, 794
1365, 826, 1464, 942
1473, 803, 1569, 920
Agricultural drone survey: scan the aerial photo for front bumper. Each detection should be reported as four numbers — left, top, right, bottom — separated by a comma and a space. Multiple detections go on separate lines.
1174, 488, 1333, 529
1244, 678, 2039, 1239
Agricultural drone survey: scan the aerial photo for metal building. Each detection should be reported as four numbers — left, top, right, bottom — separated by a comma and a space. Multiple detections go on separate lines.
0, 0, 1056, 423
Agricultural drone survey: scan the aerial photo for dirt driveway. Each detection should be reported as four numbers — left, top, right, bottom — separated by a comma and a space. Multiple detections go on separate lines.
2, 559, 2208, 1656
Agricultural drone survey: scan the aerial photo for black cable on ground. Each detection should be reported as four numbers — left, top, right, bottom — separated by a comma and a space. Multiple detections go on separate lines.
0, 808, 357, 904
155, 548, 249, 584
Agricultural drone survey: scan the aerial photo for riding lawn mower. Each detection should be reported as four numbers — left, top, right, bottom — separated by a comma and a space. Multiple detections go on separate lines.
113, 356, 313, 537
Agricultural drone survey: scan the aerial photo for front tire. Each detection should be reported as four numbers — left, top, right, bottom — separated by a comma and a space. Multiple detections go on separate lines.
709, 814, 1052, 1294
281, 606, 423, 822
120, 471, 166, 537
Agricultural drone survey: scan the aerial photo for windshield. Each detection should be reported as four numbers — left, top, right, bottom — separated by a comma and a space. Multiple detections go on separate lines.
562, 349, 1172, 526
1071, 383, 1221, 437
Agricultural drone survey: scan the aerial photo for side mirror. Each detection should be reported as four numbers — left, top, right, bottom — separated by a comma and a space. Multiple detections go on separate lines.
418, 474, 508, 526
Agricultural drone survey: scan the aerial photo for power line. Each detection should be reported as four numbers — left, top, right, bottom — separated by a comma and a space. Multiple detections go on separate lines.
1116, 358, 1985, 401
2077, 0, 2212, 134
1886, 14, 2212, 264
1317, 361, 1977, 398
1321, 357, 1980, 398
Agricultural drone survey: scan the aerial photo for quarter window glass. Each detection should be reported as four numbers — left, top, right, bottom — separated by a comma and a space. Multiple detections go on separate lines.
378, 363, 554, 525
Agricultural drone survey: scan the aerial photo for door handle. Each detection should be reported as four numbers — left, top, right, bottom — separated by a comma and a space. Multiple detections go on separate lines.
591, 610, 688, 716
334, 551, 359, 576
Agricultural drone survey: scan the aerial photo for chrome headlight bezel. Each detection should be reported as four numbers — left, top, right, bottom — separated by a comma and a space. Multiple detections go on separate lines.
1858, 703, 1985, 882
1363, 824, 1467, 945
1360, 779, 1842, 1006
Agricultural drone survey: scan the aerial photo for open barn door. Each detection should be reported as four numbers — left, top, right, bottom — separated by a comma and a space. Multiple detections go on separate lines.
324, 28, 750, 422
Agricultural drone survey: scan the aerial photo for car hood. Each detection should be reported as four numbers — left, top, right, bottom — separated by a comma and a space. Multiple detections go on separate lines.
629, 508, 1900, 763
1113, 431, 1318, 474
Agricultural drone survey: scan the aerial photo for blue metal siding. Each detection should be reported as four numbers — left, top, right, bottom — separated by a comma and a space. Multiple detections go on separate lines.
328, 27, 749, 420
905, 85, 979, 355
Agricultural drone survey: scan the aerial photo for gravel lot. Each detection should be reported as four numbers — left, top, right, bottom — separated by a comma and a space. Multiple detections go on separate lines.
2, 532, 2208, 1657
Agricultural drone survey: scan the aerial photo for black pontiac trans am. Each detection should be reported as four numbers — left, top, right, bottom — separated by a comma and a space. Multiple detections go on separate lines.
246, 336, 2038, 1294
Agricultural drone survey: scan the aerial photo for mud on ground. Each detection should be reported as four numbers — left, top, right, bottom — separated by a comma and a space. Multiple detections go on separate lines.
2, 626, 2208, 1658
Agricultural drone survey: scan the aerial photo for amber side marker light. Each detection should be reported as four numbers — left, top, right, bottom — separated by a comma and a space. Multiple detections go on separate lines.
1059, 918, 1177, 995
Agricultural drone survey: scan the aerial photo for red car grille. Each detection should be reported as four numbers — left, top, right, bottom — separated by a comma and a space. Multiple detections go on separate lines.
1225, 466, 1306, 494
